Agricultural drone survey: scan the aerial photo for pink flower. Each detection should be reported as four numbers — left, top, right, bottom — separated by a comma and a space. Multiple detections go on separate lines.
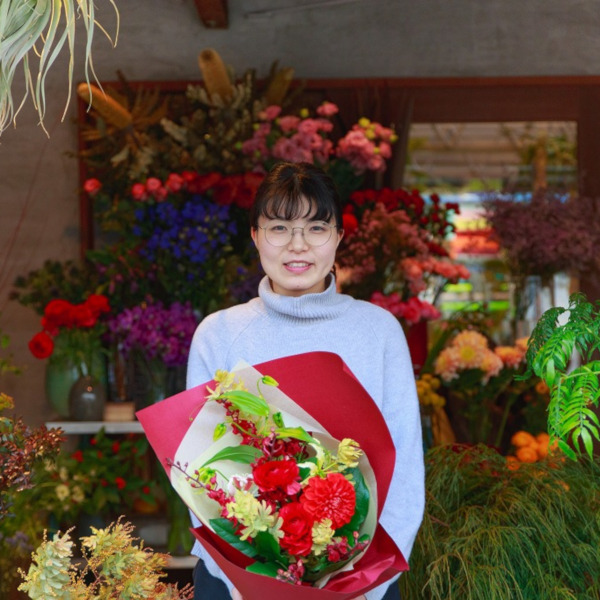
277, 115, 301, 133
316, 101, 339, 117
259, 105, 282, 121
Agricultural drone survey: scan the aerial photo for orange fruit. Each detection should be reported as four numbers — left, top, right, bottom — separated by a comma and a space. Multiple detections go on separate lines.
516, 446, 538, 463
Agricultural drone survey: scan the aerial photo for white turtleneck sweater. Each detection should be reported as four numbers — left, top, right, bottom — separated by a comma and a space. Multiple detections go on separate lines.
186, 276, 425, 600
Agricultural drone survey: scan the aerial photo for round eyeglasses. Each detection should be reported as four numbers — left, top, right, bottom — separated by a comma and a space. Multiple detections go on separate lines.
258, 221, 337, 247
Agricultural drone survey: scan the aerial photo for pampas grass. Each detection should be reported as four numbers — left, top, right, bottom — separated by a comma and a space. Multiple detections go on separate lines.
400, 444, 600, 599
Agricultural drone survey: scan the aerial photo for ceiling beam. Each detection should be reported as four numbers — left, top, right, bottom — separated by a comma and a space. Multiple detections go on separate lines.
194, 0, 228, 28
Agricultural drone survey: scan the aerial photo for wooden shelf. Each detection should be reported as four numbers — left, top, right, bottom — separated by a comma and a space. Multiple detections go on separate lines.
45, 421, 144, 434
166, 555, 198, 569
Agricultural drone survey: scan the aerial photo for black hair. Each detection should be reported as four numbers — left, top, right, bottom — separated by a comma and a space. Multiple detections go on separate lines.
249, 161, 343, 230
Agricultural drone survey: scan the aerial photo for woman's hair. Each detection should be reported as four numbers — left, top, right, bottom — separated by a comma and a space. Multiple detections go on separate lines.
249, 161, 343, 230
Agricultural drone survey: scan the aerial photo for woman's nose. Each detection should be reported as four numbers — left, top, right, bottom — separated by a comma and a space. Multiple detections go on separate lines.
288, 228, 308, 250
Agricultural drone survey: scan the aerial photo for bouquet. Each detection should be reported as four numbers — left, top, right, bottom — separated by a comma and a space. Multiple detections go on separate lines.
138, 352, 407, 599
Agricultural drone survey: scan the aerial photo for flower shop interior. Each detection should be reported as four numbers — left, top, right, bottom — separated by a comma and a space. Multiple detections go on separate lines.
2, 1, 600, 598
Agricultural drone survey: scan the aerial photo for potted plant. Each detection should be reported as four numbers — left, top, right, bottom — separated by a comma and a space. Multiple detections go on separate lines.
522, 291, 600, 460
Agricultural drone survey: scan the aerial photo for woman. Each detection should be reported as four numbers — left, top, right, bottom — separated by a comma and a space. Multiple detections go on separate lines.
186, 161, 425, 600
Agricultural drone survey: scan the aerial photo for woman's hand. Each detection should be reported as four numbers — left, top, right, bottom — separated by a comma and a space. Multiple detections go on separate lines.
231, 588, 244, 600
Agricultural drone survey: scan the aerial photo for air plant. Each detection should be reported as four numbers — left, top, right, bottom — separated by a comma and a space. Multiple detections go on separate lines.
0, 0, 119, 135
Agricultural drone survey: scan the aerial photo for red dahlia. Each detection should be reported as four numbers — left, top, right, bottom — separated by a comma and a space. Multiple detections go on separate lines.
300, 472, 356, 530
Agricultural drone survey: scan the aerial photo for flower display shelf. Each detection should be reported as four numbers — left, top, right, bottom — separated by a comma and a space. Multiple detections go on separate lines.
45, 420, 198, 570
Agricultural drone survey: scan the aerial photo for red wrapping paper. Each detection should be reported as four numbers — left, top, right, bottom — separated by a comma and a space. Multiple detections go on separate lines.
137, 351, 408, 599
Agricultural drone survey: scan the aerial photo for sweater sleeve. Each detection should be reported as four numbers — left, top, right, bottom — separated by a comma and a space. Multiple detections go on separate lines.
378, 318, 426, 567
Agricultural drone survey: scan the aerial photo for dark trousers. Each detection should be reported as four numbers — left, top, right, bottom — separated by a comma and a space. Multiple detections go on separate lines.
192, 558, 402, 599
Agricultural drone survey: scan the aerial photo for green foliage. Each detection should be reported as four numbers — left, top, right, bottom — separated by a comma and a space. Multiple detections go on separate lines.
399, 445, 600, 600
524, 293, 600, 460
10, 259, 101, 315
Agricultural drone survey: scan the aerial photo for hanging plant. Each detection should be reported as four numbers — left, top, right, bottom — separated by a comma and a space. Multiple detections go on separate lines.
0, 0, 119, 135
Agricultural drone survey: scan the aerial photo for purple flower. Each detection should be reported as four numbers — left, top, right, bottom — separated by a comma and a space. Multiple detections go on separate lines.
107, 301, 199, 367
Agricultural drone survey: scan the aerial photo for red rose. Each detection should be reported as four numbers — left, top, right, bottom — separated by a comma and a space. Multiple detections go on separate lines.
300, 472, 356, 530
44, 299, 75, 330
85, 294, 110, 318
72, 450, 84, 463
165, 173, 184, 193
278, 502, 315, 556
252, 458, 300, 495
111, 441, 121, 453
71, 304, 96, 328
115, 477, 126, 490
28, 331, 54, 359
131, 183, 147, 201
83, 178, 102, 196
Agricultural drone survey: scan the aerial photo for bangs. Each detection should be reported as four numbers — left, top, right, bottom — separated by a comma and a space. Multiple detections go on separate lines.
259, 192, 335, 223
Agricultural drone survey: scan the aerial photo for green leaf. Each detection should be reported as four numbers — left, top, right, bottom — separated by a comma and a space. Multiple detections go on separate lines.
210, 518, 260, 558
201, 445, 263, 467
275, 426, 316, 444
253, 531, 286, 564
220, 390, 270, 417
246, 561, 281, 578
335, 466, 370, 538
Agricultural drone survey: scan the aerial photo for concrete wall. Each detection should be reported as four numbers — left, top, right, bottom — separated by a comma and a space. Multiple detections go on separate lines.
2, 0, 599, 424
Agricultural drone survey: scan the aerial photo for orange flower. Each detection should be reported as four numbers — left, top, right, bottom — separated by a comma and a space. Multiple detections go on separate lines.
516, 446, 538, 463
506, 455, 520, 471
511, 431, 536, 448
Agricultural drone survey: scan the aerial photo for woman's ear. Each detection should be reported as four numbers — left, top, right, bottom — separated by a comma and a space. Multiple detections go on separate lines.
250, 227, 258, 246
336, 229, 344, 248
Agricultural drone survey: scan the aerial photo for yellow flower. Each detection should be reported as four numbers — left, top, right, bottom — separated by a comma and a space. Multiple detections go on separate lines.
336, 438, 362, 468
55, 484, 70, 502
226, 490, 281, 541
311, 518, 335, 555
71, 486, 85, 504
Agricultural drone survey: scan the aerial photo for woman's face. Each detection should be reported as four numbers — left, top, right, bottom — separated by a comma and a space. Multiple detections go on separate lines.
251, 196, 343, 297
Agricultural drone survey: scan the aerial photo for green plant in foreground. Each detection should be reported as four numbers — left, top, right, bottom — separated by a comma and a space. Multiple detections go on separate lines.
523, 292, 600, 460
19, 519, 194, 599
400, 444, 600, 600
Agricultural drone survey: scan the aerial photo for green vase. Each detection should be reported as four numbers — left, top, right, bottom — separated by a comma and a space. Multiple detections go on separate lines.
45, 359, 80, 418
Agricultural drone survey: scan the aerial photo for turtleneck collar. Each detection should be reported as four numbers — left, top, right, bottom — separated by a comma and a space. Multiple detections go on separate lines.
258, 275, 352, 320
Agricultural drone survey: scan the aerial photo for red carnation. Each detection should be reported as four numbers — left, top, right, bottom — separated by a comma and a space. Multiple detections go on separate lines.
300, 472, 356, 530
252, 458, 301, 495
70, 304, 96, 328
28, 331, 54, 359
278, 502, 315, 556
